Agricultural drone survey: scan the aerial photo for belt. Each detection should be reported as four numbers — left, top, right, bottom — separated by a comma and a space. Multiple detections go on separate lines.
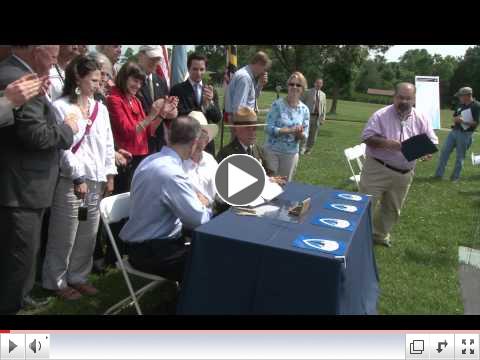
373, 158, 412, 174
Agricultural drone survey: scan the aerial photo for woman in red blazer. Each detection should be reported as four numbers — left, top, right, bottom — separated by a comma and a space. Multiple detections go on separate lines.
106, 61, 165, 193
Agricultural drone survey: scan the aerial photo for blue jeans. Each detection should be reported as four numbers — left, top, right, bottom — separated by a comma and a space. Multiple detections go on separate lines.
434, 129, 473, 180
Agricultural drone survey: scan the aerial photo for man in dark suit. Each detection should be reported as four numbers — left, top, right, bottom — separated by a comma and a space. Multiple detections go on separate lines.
170, 53, 222, 156
136, 45, 175, 154
0, 46, 78, 314
0, 73, 45, 128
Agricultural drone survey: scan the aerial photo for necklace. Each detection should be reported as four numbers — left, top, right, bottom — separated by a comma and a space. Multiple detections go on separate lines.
77, 97, 91, 124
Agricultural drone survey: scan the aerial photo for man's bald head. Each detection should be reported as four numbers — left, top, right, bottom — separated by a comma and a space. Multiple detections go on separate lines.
393, 82, 416, 115
394, 82, 416, 96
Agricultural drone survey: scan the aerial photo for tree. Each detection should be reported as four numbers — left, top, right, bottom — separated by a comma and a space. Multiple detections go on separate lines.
355, 60, 384, 93
450, 46, 480, 109
432, 54, 460, 108
322, 45, 391, 114
397, 49, 435, 84
122, 47, 137, 63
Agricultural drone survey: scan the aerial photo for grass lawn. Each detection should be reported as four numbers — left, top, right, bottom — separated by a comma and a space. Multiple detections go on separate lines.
24, 90, 480, 315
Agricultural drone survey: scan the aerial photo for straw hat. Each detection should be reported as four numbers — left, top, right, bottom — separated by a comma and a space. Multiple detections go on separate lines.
188, 111, 218, 141
226, 106, 266, 127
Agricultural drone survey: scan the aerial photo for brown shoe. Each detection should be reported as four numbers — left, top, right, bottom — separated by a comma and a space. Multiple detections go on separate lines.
70, 283, 99, 296
56, 287, 83, 301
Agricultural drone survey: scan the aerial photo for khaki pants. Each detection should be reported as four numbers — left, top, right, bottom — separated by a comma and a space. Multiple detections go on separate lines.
359, 157, 414, 243
300, 114, 321, 153
42, 177, 104, 290
263, 146, 299, 181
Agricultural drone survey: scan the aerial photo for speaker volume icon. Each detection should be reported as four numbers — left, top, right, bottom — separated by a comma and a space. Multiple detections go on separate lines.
29, 339, 42, 354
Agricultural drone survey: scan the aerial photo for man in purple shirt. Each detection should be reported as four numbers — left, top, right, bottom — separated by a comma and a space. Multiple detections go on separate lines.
359, 82, 438, 247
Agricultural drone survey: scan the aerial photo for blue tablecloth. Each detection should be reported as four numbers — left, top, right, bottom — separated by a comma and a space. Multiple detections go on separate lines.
177, 182, 379, 314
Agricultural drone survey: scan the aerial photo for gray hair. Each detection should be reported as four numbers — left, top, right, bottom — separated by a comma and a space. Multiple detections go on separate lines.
169, 116, 201, 145
89, 51, 113, 77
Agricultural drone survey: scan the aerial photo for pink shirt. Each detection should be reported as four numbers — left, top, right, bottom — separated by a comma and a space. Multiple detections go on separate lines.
362, 104, 439, 170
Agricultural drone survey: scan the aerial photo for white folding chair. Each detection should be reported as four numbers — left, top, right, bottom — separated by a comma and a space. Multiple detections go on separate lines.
472, 151, 480, 166
99, 192, 170, 315
344, 143, 366, 189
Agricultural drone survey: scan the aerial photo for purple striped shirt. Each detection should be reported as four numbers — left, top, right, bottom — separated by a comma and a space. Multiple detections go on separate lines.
361, 105, 439, 170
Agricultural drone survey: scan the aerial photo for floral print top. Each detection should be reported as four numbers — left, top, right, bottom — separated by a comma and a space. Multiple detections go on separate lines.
264, 98, 310, 154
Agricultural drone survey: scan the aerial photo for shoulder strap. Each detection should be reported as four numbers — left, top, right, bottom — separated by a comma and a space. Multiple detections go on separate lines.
71, 101, 100, 154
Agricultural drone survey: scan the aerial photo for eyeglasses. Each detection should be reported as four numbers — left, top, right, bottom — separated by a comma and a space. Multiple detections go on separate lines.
288, 83, 302, 88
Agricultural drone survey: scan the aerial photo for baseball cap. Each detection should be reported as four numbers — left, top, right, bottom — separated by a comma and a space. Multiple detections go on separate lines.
455, 87, 473, 97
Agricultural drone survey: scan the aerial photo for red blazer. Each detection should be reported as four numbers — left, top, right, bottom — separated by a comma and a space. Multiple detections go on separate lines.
106, 86, 150, 156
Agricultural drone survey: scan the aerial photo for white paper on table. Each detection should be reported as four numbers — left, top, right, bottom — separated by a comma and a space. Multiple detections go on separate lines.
247, 180, 284, 207
254, 204, 280, 216
261, 181, 284, 201
461, 108, 474, 130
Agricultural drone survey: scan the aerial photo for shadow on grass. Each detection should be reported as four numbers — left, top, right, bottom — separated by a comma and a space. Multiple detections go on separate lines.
403, 246, 454, 268
22, 268, 178, 315
318, 129, 334, 138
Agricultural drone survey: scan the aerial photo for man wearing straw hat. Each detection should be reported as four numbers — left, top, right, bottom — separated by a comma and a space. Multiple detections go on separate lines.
183, 111, 219, 208
215, 107, 286, 214
216, 106, 273, 175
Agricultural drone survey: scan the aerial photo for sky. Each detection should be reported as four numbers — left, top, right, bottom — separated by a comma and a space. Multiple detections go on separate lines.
92, 45, 475, 62
383, 45, 474, 62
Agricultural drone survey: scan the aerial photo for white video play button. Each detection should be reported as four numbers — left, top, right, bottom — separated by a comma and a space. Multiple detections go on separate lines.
228, 162, 258, 197
215, 154, 266, 206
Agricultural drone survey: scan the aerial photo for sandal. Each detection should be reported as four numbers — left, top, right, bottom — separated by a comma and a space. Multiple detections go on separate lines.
56, 287, 82, 301
70, 283, 99, 296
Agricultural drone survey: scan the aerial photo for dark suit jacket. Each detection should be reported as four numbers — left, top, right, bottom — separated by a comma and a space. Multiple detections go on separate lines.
170, 80, 222, 122
136, 73, 169, 154
0, 56, 73, 209
136, 73, 169, 114
170, 79, 222, 155
216, 137, 273, 176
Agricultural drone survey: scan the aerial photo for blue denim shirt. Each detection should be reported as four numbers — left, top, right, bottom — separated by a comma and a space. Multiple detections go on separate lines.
264, 98, 310, 154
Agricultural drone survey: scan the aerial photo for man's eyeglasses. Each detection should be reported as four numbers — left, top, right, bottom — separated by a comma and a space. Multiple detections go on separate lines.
288, 83, 302, 88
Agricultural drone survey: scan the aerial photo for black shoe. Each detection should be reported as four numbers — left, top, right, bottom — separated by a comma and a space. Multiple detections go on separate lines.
22, 295, 52, 310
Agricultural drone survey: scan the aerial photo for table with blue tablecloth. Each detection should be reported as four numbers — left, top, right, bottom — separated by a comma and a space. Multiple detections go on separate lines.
177, 182, 379, 314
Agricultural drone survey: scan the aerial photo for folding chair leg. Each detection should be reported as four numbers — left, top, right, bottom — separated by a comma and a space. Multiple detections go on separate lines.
104, 280, 163, 315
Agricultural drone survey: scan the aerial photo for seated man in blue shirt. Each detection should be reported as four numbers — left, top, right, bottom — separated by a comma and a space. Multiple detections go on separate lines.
120, 116, 212, 282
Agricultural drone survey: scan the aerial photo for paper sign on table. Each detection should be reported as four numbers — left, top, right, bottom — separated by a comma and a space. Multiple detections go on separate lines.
324, 202, 360, 214
334, 192, 368, 203
311, 216, 356, 232
292, 235, 346, 256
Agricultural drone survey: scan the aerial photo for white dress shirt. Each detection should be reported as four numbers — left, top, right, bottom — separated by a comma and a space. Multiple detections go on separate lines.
54, 97, 117, 182
188, 78, 203, 105
49, 65, 65, 101
182, 151, 218, 205
120, 146, 212, 243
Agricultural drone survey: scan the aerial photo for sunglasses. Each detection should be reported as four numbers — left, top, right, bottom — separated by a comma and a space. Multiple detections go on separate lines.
288, 83, 302, 88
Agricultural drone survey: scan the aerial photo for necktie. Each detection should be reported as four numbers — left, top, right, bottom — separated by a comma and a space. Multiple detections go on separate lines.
247, 145, 253, 156
314, 91, 319, 114
147, 76, 154, 100
195, 83, 202, 106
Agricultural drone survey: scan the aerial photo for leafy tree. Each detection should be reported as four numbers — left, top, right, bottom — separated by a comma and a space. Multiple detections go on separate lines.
450, 46, 480, 107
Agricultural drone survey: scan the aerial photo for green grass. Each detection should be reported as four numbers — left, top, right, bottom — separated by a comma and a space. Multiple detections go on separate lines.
24, 90, 480, 315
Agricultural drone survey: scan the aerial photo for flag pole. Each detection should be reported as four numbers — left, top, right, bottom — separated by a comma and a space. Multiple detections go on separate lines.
220, 47, 228, 151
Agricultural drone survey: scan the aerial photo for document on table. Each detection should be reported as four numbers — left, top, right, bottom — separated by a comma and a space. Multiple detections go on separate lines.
248, 180, 284, 207
461, 108, 474, 130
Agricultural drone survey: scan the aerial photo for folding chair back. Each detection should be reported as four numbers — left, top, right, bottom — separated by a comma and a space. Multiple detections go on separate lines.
344, 143, 366, 189
99, 192, 167, 315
